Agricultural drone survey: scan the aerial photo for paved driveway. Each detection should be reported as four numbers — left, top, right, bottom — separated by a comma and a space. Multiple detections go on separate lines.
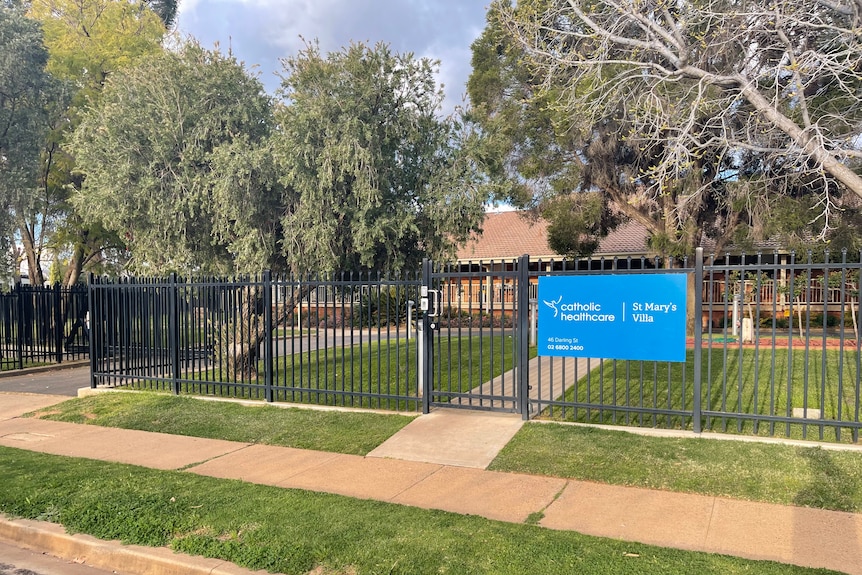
0, 365, 90, 397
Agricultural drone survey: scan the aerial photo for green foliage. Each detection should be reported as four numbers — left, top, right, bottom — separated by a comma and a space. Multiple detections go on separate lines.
0, 8, 47, 271
470, 0, 862, 258
466, 0, 579, 208
0, 6, 50, 190
72, 39, 276, 274
27, 0, 166, 105
143, 0, 177, 28
73, 39, 485, 276
542, 192, 617, 259
9, 0, 170, 285
274, 41, 486, 273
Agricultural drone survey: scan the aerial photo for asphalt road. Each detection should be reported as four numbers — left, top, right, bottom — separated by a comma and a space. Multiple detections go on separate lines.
0, 541, 118, 575
0, 365, 90, 397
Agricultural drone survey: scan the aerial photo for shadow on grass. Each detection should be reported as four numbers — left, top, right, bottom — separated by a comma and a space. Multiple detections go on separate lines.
793, 448, 861, 512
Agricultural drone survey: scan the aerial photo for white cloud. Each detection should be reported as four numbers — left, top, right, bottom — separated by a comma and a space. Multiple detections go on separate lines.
175, 0, 488, 113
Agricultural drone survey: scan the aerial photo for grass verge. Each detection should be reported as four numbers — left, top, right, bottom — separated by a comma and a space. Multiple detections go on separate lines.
0, 446, 840, 575
490, 422, 862, 512
30, 392, 414, 456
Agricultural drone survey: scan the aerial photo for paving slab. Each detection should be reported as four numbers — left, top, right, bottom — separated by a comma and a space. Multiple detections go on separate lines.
368, 408, 524, 468
540, 481, 715, 549
0, 418, 248, 470
282, 453, 444, 500
541, 481, 862, 575
391, 465, 567, 523
0, 392, 69, 420
705, 498, 862, 575
186, 443, 342, 484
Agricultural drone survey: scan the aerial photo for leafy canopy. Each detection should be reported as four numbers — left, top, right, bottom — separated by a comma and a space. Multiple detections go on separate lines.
72, 39, 275, 274
72, 40, 486, 275
476, 0, 862, 256
273, 41, 486, 273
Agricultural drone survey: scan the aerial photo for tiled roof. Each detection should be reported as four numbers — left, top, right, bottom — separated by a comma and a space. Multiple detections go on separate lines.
594, 220, 649, 256
456, 211, 556, 261
456, 211, 651, 261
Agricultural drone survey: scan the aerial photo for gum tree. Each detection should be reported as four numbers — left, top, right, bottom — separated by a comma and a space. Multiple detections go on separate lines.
485, 0, 862, 253
72, 39, 276, 274
0, 6, 57, 282
73, 40, 486, 377
17, 0, 168, 285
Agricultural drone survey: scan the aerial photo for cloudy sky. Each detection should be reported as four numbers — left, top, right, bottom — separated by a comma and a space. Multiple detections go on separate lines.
175, 0, 490, 113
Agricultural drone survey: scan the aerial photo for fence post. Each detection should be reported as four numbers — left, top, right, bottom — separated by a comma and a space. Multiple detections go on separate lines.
16, 283, 24, 371
518, 254, 531, 419
54, 283, 63, 364
263, 270, 274, 403
421, 258, 432, 414
693, 247, 704, 433
169, 273, 181, 395
87, 274, 97, 388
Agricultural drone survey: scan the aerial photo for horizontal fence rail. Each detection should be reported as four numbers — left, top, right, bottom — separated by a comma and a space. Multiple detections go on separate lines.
89, 272, 422, 411
0, 283, 89, 370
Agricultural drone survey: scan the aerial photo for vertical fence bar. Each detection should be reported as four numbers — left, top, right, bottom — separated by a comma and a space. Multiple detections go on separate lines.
421, 258, 432, 414
693, 247, 703, 433
16, 284, 24, 371
518, 254, 531, 419
53, 283, 63, 364
169, 272, 181, 395
88, 274, 97, 388
263, 270, 274, 403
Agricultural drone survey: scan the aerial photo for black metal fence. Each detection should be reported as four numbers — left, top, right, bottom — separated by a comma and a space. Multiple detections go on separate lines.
89, 272, 423, 411
88, 250, 862, 443
531, 250, 862, 443
0, 283, 89, 370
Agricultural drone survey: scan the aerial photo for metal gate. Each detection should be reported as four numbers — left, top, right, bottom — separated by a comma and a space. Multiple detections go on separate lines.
420, 256, 531, 417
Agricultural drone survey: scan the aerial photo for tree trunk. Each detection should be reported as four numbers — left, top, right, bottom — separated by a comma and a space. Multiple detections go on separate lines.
19, 223, 44, 286
218, 283, 311, 381
63, 242, 86, 287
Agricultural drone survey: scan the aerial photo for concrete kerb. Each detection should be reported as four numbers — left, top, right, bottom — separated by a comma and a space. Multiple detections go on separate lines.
0, 360, 91, 379
0, 516, 272, 575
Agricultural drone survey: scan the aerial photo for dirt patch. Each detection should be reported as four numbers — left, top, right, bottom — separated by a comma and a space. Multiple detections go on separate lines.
30, 409, 62, 418
688, 338, 859, 350
306, 566, 358, 575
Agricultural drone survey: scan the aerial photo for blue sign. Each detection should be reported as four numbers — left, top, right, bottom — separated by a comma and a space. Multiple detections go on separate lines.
537, 274, 687, 362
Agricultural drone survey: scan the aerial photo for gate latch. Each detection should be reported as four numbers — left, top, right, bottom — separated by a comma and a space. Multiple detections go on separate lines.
420, 287, 441, 318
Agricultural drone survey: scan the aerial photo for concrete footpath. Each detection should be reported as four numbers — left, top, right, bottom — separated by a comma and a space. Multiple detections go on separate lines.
1, 391, 861, 575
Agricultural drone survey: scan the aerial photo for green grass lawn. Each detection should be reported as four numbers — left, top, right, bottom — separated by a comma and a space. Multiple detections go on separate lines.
542, 347, 862, 442
490, 422, 862, 512
0, 359, 53, 371
0, 445, 840, 575
171, 335, 520, 411
31, 391, 414, 455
